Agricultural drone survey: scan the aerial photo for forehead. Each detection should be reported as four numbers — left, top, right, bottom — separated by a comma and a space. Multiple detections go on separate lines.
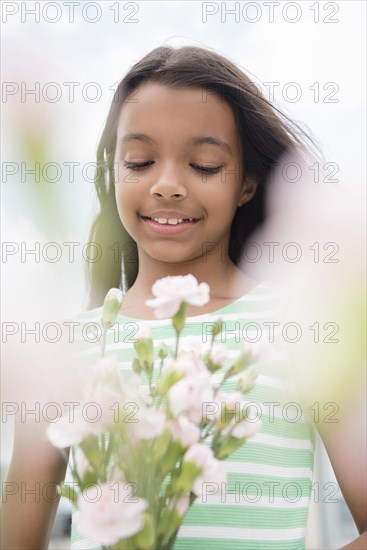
116, 82, 238, 141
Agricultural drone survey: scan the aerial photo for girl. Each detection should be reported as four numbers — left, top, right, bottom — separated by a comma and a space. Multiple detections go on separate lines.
2, 45, 365, 550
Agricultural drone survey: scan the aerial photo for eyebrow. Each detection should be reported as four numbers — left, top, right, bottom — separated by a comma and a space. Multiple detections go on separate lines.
118, 133, 232, 154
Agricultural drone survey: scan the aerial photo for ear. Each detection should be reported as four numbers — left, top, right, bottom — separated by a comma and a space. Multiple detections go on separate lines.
237, 178, 258, 207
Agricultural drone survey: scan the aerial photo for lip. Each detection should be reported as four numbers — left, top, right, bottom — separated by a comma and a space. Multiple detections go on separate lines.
140, 211, 201, 220
140, 216, 201, 235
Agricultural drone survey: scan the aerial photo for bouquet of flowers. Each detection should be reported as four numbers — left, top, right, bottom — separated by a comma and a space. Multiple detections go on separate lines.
47, 275, 261, 550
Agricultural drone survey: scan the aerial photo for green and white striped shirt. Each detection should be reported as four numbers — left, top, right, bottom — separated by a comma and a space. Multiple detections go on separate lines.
70, 280, 315, 550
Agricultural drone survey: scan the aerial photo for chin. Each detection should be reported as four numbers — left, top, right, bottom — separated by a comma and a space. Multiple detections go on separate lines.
145, 246, 195, 264
151, 253, 189, 263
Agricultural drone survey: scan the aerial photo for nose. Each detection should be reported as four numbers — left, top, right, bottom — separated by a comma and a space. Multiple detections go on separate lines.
149, 164, 187, 200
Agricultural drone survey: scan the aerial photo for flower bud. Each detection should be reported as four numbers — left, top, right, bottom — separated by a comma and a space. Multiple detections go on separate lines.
231, 415, 261, 439
135, 324, 152, 340
211, 318, 224, 338
133, 331, 154, 372
225, 347, 256, 379
102, 288, 123, 328
172, 301, 187, 334
236, 366, 258, 393
209, 343, 228, 367
157, 342, 169, 360
132, 357, 142, 375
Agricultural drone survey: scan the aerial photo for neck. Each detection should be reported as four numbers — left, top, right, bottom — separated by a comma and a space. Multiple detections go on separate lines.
127, 246, 246, 300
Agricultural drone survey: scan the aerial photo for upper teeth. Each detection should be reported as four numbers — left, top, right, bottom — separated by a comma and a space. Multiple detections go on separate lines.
150, 217, 195, 225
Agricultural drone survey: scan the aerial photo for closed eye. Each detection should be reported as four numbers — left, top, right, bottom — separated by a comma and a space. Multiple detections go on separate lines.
123, 161, 223, 174
191, 163, 223, 174
123, 161, 154, 171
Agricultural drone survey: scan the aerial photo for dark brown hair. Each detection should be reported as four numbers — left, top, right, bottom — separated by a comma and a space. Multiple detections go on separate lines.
85, 45, 317, 309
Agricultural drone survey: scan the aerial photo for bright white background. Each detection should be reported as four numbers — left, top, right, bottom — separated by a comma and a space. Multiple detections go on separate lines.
1, 1, 366, 548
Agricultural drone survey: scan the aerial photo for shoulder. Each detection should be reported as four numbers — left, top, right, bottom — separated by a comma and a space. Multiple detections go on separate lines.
230, 267, 285, 302
231, 278, 286, 313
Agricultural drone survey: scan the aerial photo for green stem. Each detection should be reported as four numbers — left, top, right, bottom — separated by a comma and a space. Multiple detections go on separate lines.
162, 493, 180, 546
164, 492, 197, 550
201, 418, 217, 441
71, 445, 82, 488
216, 371, 230, 393
101, 326, 107, 357
158, 357, 164, 377
174, 330, 181, 359
100, 433, 108, 482
165, 531, 179, 550
209, 331, 216, 352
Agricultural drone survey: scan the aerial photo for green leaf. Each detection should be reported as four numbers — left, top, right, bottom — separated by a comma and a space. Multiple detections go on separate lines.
111, 537, 136, 550
157, 506, 172, 538
134, 512, 155, 549
215, 407, 239, 429
160, 508, 181, 544
80, 435, 103, 470
202, 351, 223, 373
104, 433, 114, 467
57, 483, 79, 504
152, 427, 172, 461
80, 469, 99, 489
158, 441, 182, 478
174, 461, 202, 493
156, 367, 183, 395
216, 436, 247, 459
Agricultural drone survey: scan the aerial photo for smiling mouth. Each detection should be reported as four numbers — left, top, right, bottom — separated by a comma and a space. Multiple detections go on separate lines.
140, 215, 200, 226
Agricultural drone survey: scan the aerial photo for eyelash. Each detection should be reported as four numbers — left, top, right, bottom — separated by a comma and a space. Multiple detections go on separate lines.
123, 161, 223, 174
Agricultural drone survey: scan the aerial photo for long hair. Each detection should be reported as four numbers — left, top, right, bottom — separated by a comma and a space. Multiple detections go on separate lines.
86, 45, 317, 309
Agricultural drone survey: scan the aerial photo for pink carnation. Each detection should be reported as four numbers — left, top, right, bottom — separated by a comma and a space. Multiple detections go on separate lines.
77, 482, 147, 545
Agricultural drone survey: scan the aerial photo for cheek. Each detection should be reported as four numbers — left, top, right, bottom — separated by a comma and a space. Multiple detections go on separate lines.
207, 176, 239, 211
114, 184, 134, 228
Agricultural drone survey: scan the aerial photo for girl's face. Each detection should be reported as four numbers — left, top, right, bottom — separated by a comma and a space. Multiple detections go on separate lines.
114, 82, 255, 266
